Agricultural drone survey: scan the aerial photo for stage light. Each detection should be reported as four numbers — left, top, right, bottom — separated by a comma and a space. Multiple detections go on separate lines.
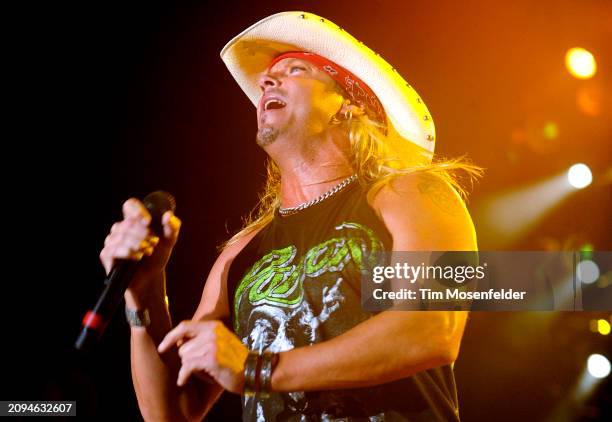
565, 48, 597, 79
475, 165, 595, 247
567, 163, 592, 188
587, 354, 611, 379
552, 351, 611, 419
577, 260, 600, 284
474, 173, 572, 247
597, 319, 611, 336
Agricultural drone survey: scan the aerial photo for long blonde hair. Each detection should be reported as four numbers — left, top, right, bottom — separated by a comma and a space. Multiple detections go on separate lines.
220, 110, 483, 250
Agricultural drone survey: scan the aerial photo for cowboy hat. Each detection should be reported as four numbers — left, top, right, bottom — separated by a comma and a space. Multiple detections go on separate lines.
220, 11, 436, 155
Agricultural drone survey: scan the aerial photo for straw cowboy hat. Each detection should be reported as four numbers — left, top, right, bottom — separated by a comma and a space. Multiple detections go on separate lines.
220, 11, 436, 155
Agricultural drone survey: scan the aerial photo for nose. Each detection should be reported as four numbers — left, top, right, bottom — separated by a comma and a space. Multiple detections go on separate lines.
258, 72, 280, 92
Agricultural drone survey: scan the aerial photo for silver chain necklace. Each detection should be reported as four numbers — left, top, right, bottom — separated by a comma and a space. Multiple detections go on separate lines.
278, 174, 358, 217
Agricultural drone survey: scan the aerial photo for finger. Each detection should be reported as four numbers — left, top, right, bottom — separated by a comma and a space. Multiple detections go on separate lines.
178, 357, 214, 387
121, 232, 152, 251
105, 232, 150, 255
147, 235, 160, 247
162, 211, 181, 241
110, 222, 121, 234
113, 220, 152, 239
178, 320, 226, 359
158, 321, 197, 353
99, 250, 112, 275
178, 335, 214, 360
114, 245, 144, 261
122, 198, 151, 225
112, 220, 150, 241
130, 236, 159, 257
106, 223, 127, 246
177, 360, 199, 387
102, 224, 154, 271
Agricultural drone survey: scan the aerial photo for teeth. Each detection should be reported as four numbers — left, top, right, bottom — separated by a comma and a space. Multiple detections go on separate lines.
264, 99, 286, 110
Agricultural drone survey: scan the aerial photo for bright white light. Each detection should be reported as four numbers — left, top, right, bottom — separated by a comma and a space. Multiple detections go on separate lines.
568, 164, 592, 189
587, 354, 611, 379
565, 47, 597, 79
577, 260, 600, 284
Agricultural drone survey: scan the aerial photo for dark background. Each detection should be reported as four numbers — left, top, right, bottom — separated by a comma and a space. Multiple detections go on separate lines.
8, 0, 611, 420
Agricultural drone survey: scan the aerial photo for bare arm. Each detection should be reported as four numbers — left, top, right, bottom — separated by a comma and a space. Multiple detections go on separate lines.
125, 273, 206, 421
101, 199, 255, 421
130, 231, 259, 420
270, 172, 476, 392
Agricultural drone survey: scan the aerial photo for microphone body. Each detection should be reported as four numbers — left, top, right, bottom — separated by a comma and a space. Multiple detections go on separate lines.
75, 191, 176, 351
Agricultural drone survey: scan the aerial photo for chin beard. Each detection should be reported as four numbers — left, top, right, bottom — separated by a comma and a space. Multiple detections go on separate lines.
256, 126, 279, 147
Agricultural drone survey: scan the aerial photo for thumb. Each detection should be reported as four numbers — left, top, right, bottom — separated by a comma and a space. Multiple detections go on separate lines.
162, 211, 182, 242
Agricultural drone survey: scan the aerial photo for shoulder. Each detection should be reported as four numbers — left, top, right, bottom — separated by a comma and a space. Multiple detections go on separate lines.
192, 226, 263, 321
369, 172, 477, 251
215, 225, 264, 275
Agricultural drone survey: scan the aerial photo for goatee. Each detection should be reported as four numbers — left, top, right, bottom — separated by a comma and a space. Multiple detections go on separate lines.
256, 127, 278, 147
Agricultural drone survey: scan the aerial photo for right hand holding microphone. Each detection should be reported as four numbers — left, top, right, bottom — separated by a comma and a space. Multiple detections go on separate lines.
99, 197, 182, 298
75, 192, 179, 350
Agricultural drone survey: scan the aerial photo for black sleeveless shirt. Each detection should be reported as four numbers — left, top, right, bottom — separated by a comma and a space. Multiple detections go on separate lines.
227, 181, 461, 421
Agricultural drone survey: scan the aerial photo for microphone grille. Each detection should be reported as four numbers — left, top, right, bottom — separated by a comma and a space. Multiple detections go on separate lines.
143, 191, 176, 235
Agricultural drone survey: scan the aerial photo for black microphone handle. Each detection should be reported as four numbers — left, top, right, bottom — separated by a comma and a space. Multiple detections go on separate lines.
75, 260, 138, 351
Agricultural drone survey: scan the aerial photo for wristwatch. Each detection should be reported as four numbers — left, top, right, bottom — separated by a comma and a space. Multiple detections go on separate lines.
125, 307, 151, 327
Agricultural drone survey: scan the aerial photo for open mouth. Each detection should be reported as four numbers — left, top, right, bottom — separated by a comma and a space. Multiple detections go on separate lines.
263, 98, 287, 111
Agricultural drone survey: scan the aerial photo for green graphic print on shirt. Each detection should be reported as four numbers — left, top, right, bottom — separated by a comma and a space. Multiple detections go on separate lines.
233, 222, 384, 353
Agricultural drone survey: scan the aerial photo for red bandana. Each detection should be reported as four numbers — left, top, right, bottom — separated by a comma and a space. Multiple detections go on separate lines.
268, 52, 387, 132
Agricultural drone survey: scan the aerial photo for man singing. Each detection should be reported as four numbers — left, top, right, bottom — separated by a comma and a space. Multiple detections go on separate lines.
100, 11, 480, 421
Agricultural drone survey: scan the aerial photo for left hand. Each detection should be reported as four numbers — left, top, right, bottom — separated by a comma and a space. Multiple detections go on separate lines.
158, 320, 248, 393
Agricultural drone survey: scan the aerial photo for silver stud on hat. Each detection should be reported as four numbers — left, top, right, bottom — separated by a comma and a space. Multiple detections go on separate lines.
427, 135, 434, 141
423, 115, 430, 121
299, 14, 306, 19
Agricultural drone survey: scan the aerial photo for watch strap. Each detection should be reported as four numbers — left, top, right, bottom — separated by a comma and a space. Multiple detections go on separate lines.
125, 307, 151, 327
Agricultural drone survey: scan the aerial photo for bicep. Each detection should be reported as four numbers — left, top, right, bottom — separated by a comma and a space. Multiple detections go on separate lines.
374, 173, 473, 359
375, 173, 477, 251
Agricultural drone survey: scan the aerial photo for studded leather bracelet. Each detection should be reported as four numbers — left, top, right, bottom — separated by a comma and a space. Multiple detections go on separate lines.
243, 349, 279, 397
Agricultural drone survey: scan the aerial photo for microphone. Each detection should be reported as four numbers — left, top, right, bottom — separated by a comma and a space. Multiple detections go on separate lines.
75, 191, 176, 351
